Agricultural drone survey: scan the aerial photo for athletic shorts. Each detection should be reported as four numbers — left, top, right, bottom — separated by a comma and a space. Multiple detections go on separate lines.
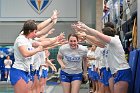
5, 68, 10, 73
60, 70, 83, 83
30, 70, 40, 81
99, 67, 112, 86
88, 68, 93, 79
40, 69, 48, 78
91, 70, 100, 81
10, 68, 29, 85
114, 68, 132, 84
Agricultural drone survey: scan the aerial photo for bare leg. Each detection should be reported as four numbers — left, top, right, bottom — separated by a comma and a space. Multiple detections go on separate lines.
14, 78, 31, 93
104, 86, 111, 93
114, 81, 128, 93
94, 80, 99, 93
92, 80, 96, 92
71, 80, 81, 93
98, 81, 105, 93
40, 78, 46, 93
5, 71, 8, 79
61, 82, 71, 93
109, 77, 114, 93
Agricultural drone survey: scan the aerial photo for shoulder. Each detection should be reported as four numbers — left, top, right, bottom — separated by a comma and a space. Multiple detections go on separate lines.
59, 44, 69, 50
78, 45, 88, 51
15, 35, 28, 43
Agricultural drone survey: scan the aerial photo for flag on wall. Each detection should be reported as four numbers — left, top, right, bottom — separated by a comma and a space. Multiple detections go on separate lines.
27, 0, 52, 14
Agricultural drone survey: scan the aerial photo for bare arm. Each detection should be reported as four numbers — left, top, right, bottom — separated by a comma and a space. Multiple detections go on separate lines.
82, 56, 88, 81
35, 22, 55, 37
83, 57, 87, 73
76, 32, 106, 48
57, 54, 65, 69
72, 22, 111, 43
18, 45, 43, 57
85, 27, 111, 43
85, 35, 106, 48
37, 10, 59, 31
46, 58, 55, 67
39, 28, 55, 39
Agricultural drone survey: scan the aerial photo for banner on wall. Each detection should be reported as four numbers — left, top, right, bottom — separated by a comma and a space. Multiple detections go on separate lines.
0, 0, 80, 21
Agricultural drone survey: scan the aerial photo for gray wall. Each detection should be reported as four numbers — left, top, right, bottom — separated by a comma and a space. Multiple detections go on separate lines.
0, 0, 96, 45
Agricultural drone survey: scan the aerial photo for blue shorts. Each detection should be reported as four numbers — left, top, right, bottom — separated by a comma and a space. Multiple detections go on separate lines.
114, 68, 132, 84
40, 69, 48, 78
10, 68, 29, 85
88, 68, 93, 79
99, 67, 112, 86
29, 70, 40, 81
91, 70, 99, 81
60, 70, 83, 83
5, 68, 10, 73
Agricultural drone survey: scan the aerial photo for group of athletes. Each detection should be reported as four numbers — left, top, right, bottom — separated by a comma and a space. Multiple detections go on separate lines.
9, 9, 132, 93
9, 10, 66, 93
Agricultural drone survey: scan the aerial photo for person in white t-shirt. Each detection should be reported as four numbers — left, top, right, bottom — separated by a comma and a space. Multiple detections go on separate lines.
57, 33, 88, 93
87, 45, 100, 93
72, 22, 131, 93
4, 55, 12, 80
10, 10, 59, 93
10, 20, 44, 93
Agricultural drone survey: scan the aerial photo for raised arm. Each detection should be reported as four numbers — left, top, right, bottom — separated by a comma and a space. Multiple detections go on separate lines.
76, 32, 106, 48
37, 10, 59, 31
72, 22, 111, 43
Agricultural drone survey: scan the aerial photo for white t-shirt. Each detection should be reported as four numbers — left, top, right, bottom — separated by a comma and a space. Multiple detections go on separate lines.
32, 52, 41, 71
58, 44, 88, 74
12, 35, 34, 72
40, 51, 48, 70
95, 47, 105, 69
107, 35, 130, 74
4, 59, 12, 68
87, 50, 96, 68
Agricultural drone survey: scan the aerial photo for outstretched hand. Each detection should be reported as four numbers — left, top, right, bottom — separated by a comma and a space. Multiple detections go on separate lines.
56, 32, 65, 42
71, 22, 88, 33
51, 9, 59, 24
75, 32, 87, 41
47, 28, 55, 35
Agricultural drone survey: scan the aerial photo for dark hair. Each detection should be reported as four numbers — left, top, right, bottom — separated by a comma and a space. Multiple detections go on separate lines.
87, 44, 92, 48
102, 27, 116, 37
68, 33, 78, 41
22, 20, 37, 35
104, 22, 115, 29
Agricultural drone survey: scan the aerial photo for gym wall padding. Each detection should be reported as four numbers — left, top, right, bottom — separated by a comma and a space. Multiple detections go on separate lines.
128, 50, 138, 93
134, 49, 140, 93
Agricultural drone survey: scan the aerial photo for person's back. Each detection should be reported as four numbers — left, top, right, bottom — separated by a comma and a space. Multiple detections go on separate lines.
107, 35, 130, 74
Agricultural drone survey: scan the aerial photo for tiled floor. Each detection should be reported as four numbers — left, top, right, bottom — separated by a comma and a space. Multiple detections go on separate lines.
0, 79, 89, 93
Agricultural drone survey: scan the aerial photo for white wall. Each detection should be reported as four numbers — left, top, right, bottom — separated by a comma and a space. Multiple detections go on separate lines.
0, 0, 80, 21
0, 0, 96, 45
